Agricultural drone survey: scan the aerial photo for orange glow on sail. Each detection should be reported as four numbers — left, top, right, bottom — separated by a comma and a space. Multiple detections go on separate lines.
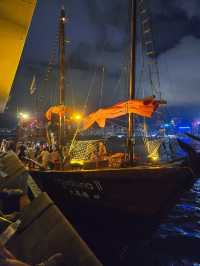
46, 105, 73, 120
83, 98, 162, 130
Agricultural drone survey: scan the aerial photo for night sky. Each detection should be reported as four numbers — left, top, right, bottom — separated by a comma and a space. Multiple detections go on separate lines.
7, 0, 200, 119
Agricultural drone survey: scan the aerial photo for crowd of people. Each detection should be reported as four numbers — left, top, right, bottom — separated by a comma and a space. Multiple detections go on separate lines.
0, 140, 67, 265
0, 140, 62, 170
0, 139, 112, 170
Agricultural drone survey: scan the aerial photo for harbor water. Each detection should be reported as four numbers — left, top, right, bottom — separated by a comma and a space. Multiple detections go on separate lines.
136, 178, 200, 266
60, 177, 200, 266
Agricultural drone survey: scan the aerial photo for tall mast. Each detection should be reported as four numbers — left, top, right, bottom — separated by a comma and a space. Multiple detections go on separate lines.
59, 6, 66, 147
128, 0, 137, 165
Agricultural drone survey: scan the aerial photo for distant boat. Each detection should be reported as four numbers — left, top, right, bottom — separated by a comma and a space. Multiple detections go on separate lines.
30, 1, 199, 221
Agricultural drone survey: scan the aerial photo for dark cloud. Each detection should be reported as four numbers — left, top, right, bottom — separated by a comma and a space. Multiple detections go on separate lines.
158, 36, 200, 105
189, 16, 200, 38
174, 0, 200, 19
23, 0, 197, 65
8, 0, 200, 115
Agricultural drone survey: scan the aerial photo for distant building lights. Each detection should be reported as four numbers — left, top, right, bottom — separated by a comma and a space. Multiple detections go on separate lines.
167, 134, 176, 138
193, 120, 200, 126
164, 124, 170, 128
178, 126, 191, 129
117, 134, 124, 138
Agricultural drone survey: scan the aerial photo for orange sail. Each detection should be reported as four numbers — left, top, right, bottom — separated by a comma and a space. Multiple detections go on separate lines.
46, 105, 73, 120
83, 98, 162, 130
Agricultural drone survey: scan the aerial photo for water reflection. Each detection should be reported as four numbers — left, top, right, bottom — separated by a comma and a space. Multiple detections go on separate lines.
146, 179, 200, 266
55, 177, 200, 266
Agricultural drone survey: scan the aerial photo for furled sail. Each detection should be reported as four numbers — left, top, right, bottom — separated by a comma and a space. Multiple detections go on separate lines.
0, 0, 37, 112
82, 97, 165, 130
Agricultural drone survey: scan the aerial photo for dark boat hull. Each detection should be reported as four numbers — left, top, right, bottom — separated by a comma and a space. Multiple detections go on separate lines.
30, 164, 194, 218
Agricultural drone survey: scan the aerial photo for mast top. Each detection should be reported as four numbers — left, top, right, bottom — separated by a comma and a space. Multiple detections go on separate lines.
60, 6, 66, 22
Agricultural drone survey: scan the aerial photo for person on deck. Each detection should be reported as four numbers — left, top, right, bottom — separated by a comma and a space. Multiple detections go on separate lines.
98, 142, 107, 161
0, 139, 7, 152
37, 147, 50, 169
17, 144, 27, 162
7, 141, 16, 153
50, 145, 61, 170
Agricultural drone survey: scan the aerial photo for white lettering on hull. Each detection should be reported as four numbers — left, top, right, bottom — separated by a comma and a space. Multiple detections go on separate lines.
56, 178, 104, 200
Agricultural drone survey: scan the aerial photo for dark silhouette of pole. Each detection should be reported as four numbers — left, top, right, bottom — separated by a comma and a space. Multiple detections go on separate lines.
128, 0, 137, 165
59, 6, 66, 147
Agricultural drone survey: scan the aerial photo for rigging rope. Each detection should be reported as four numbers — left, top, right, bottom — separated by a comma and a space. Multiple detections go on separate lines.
67, 40, 108, 154
68, 67, 98, 155
136, 0, 167, 158
111, 47, 130, 101
138, 0, 161, 99
98, 66, 105, 108
35, 18, 60, 111
83, 69, 98, 111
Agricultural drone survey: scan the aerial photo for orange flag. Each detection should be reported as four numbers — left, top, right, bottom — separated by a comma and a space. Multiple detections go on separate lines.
46, 105, 72, 120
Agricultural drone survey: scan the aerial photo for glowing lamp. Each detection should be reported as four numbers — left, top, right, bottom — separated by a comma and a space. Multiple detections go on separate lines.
71, 113, 83, 122
148, 154, 160, 162
151, 156, 159, 161
19, 112, 30, 120
70, 159, 84, 166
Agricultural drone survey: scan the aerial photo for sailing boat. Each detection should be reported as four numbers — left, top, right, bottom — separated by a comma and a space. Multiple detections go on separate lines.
30, 1, 198, 219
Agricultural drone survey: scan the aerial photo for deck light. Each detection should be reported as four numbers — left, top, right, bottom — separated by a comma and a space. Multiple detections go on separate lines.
71, 113, 83, 122
70, 159, 84, 165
